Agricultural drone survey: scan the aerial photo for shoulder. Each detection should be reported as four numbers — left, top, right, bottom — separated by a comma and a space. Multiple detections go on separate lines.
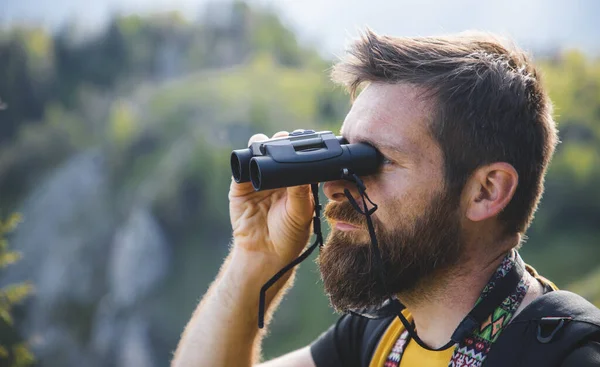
514, 290, 600, 323
485, 290, 600, 366
561, 341, 600, 366
310, 313, 395, 367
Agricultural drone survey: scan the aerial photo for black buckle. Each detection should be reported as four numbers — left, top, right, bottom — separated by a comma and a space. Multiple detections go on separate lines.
537, 317, 571, 343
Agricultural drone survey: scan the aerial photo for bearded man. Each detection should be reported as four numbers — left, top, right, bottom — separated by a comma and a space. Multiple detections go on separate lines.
172, 30, 600, 366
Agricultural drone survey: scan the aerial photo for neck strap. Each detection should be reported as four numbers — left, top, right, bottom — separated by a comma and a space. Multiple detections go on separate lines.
258, 183, 324, 328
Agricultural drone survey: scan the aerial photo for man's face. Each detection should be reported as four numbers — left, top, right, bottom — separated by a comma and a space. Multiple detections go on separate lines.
318, 82, 464, 312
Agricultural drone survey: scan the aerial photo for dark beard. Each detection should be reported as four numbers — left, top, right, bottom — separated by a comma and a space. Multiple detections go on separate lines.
317, 189, 463, 313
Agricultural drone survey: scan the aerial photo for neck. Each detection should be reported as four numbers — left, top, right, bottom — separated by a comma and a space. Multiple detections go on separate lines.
397, 239, 517, 349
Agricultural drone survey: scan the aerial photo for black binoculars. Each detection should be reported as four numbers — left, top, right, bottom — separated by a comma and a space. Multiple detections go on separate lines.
231, 129, 382, 191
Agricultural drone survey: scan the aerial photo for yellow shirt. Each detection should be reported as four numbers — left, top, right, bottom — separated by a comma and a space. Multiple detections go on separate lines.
400, 338, 455, 367
369, 310, 454, 367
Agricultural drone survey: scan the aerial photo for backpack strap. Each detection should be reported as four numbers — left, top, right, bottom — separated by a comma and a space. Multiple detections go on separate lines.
484, 290, 600, 367
360, 315, 395, 367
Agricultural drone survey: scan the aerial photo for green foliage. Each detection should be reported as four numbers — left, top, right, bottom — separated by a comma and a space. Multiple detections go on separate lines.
569, 266, 600, 307
541, 51, 600, 133
0, 214, 35, 366
521, 53, 600, 288
0, 344, 35, 367
0, 27, 55, 143
108, 101, 139, 147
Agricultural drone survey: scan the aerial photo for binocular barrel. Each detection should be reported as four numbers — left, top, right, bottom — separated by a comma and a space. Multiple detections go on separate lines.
231, 133, 381, 191
231, 148, 254, 184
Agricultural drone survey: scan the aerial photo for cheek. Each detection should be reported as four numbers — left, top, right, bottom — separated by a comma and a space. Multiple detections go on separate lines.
367, 170, 444, 228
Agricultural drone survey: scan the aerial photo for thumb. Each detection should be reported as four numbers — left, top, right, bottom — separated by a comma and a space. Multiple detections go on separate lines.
286, 184, 314, 227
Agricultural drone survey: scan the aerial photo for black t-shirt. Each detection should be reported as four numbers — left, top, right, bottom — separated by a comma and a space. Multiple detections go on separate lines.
310, 313, 394, 367
309, 311, 600, 367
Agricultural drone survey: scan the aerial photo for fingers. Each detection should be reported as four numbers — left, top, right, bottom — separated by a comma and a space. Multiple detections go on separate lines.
287, 184, 312, 201
246, 131, 288, 147
286, 184, 314, 228
272, 131, 289, 139
248, 133, 269, 147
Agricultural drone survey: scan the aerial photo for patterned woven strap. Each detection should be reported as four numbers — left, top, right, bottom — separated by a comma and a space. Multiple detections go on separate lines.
383, 252, 531, 367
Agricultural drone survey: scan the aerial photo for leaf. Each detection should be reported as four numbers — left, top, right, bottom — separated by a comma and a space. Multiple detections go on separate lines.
2, 213, 22, 233
0, 308, 13, 326
0, 345, 8, 358
12, 343, 36, 367
0, 252, 22, 268
1, 283, 34, 305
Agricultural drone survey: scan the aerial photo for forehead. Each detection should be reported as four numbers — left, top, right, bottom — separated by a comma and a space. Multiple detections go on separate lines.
341, 83, 436, 156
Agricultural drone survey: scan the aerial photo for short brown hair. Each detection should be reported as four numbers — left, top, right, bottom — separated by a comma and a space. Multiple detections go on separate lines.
332, 29, 558, 234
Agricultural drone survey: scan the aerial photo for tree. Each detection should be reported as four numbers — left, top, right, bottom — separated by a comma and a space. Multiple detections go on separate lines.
0, 214, 34, 367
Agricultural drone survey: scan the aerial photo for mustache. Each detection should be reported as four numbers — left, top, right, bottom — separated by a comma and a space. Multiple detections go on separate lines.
323, 200, 370, 228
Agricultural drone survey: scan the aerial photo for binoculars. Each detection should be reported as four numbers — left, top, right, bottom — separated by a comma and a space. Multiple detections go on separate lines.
231, 129, 382, 191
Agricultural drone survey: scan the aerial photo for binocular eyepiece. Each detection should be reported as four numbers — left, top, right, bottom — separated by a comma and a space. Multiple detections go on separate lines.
231, 129, 382, 191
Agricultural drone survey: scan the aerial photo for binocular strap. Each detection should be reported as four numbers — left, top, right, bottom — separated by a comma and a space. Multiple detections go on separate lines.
256, 174, 395, 331
258, 183, 324, 328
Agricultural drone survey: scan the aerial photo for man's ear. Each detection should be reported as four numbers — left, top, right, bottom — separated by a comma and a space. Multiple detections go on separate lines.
464, 162, 518, 222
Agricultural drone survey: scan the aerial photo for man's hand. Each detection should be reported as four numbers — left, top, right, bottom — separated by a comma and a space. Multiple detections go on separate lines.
229, 131, 314, 267
171, 131, 316, 367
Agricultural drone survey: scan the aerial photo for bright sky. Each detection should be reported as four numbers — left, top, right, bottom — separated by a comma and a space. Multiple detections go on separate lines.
2, 0, 599, 56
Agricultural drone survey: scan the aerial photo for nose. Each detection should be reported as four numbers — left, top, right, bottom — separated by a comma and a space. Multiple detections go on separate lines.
323, 178, 362, 203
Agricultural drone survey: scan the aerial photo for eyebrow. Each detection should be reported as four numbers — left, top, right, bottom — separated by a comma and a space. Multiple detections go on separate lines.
353, 137, 412, 158
338, 125, 413, 158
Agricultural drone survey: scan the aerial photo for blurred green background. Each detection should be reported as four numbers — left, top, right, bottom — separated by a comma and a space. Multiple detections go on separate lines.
0, 1, 599, 366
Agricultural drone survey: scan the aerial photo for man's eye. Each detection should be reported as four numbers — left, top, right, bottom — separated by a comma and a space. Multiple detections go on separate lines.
381, 156, 394, 165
